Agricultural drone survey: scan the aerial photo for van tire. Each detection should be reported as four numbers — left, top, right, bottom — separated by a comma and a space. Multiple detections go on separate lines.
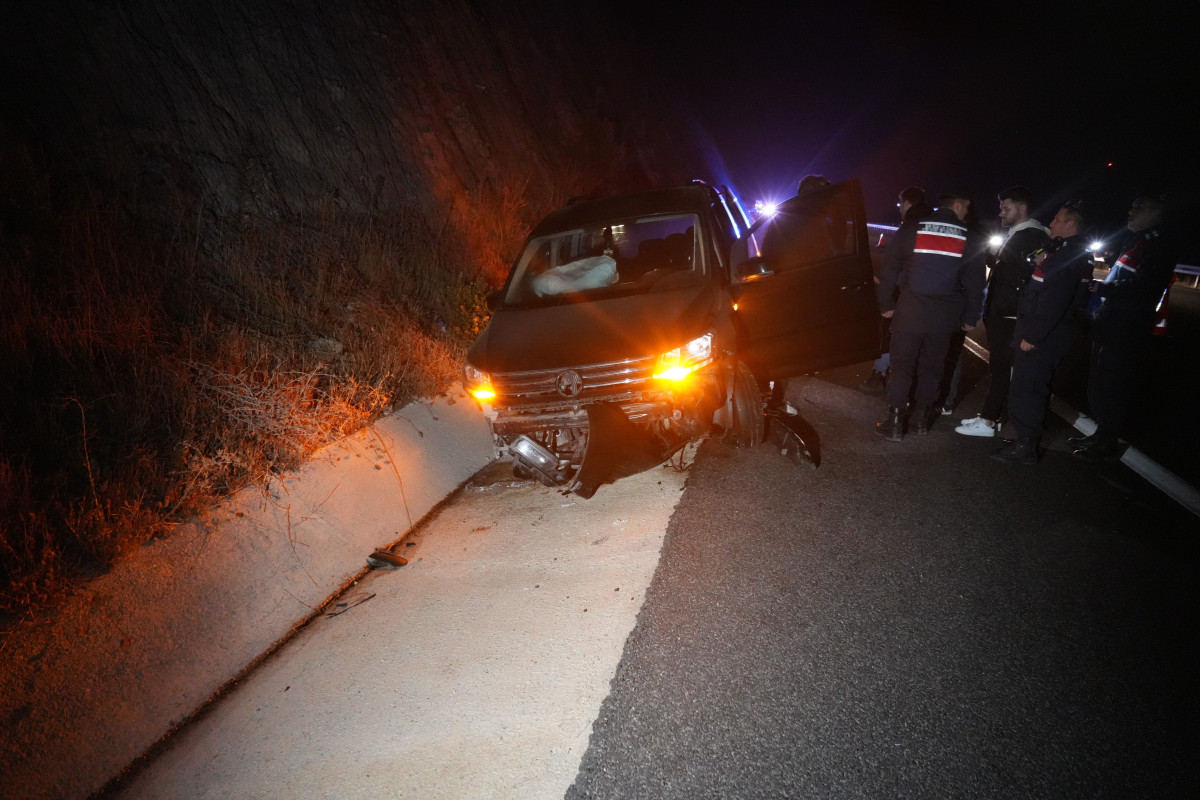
726, 361, 765, 448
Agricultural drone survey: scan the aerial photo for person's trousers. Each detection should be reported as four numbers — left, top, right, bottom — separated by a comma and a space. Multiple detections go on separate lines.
1087, 326, 1150, 439
980, 315, 1017, 422
1007, 326, 1077, 442
937, 330, 966, 409
887, 329, 953, 410
872, 316, 893, 374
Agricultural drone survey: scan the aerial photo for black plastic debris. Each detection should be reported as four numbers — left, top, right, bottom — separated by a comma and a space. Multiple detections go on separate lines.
766, 408, 821, 468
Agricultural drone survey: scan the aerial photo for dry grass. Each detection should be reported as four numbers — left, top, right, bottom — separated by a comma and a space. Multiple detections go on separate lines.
0, 193, 513, 619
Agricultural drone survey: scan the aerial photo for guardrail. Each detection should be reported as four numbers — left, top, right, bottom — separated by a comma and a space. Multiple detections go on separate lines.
1175, 264, 1199, 287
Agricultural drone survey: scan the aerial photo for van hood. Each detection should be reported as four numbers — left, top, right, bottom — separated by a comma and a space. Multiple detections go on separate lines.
467, 282, 720, 373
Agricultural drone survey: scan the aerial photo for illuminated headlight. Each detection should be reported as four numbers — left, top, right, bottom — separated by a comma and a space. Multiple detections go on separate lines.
463, 362, 495, 400
654, 333, 714, 381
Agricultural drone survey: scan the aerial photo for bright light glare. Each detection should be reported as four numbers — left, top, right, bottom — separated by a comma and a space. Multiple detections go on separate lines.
469, 386, 496, 400
988, 234, 1004, 249
754, 200, 779, 218
653, 365, 695, 382
1089, 241, 1104, 252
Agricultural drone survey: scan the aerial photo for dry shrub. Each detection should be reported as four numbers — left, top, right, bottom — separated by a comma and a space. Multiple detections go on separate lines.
0, 200, 491, 618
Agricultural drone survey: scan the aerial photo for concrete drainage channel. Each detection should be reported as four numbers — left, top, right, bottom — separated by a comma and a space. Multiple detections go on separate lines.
0, 389, 496, 800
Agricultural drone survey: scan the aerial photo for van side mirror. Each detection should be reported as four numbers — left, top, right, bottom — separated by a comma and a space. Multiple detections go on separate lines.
735, 257, 775, 282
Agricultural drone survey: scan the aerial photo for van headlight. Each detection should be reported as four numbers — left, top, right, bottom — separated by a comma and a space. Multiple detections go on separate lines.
653, 333, 714, 382
464, 362, 495, 400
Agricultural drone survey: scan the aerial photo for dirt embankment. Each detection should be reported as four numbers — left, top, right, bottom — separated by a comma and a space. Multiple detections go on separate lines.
1, 0, 707, 271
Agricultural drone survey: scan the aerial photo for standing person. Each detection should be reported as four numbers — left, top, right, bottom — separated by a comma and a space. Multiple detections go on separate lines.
993, 201, 1094, 464
933, 199, 990, 416
875, 185, 987, 441
956, 186, 1051, 437
860, 186, 932, 393
1072, 194, 1178, 460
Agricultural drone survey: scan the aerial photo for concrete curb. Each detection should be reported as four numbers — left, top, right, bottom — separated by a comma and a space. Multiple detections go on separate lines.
0, 389, 494, 800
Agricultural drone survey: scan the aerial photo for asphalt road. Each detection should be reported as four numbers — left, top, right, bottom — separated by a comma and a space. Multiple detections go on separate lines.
567, 368, 1200, 799
100, 355, 1199, 800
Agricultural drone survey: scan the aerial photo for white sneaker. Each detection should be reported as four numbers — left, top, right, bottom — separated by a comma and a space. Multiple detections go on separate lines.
955, 416, 996, 437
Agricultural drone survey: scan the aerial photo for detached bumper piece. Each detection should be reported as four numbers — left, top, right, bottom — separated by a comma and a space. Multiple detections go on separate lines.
569, 403, 679, 499
766, 407, 821, 468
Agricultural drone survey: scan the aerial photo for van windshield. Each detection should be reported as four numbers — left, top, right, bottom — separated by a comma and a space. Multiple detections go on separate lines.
502, 213, 703, 306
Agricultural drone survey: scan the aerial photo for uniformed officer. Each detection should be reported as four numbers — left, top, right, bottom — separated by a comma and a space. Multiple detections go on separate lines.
1072, 194, 1177, 460
875, 185, 987, 441
993, 200, 1094, 464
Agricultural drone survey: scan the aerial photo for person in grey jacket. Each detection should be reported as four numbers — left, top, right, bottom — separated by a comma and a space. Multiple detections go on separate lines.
956, 186, 1051, 437
875, 185, 987, 441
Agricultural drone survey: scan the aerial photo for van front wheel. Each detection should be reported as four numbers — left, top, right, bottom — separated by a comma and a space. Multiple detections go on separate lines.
725, 360, 765, 448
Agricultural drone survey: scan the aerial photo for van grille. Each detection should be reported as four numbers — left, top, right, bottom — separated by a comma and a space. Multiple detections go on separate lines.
490, 355, 657, 407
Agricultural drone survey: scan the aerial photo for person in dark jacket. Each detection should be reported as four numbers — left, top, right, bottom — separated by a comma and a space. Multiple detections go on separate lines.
993, 200, 1094, 464
875, 185, 987, 441
860, 185, 933, 393
956, 185, 1051, 437
1072, 194, 1178, 460
760, 174, 835, 271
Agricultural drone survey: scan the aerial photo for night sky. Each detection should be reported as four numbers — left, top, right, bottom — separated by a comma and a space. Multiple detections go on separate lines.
623, 0, 1200, 254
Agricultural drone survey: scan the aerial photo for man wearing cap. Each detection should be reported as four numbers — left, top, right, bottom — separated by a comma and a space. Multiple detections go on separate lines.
875, 185, 987, 441
993, 201, 1094, 464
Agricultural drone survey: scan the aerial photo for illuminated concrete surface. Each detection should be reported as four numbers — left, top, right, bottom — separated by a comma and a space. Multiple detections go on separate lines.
109, 451, 694, 800
1, 389, 494, 800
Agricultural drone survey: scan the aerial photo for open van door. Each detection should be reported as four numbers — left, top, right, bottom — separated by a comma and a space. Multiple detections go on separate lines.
730, 178, 880, 382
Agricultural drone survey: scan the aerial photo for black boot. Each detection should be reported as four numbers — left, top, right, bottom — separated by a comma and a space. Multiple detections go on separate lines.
991, 438, 1038, 464
1073, 433, 1120, 461
1068, 430, 1099, 446
913, 405, 932, 436
875, 406, 905, 442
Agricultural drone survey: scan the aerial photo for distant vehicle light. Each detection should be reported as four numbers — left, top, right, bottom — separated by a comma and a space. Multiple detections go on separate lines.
754, 200, 779, 218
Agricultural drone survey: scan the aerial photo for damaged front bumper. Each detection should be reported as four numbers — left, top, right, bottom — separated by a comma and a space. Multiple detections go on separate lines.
476, 376, 720, 498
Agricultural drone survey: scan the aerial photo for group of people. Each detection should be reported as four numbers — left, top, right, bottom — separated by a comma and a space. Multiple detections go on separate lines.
869, 183, 1177, 464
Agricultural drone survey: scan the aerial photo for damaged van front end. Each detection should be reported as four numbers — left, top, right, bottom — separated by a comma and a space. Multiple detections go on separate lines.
465, 329, 732, 498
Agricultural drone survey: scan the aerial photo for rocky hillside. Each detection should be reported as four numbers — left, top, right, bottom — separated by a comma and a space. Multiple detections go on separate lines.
0, 0, 717, 616
1, 0, 710, 278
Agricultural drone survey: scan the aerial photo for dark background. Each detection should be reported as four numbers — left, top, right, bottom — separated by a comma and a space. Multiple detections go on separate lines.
623, 0, 1200, 254
2, 1, 1197, 253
